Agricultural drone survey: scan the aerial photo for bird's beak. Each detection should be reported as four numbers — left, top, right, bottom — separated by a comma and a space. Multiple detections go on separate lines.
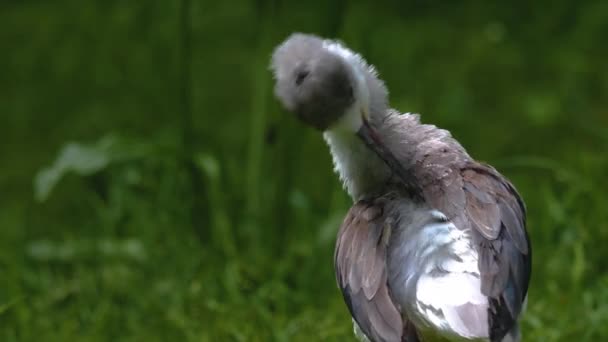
356, 111, 413, 189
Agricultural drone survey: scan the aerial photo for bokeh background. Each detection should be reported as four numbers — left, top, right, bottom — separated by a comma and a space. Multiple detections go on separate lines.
2, 0, 608, 340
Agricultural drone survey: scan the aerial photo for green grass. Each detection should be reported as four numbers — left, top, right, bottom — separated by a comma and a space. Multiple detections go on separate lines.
2, 132, 608, 341
2, 0, 608, 341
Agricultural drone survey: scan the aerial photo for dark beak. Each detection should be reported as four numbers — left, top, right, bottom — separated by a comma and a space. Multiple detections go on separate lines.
356, 117, 422, 198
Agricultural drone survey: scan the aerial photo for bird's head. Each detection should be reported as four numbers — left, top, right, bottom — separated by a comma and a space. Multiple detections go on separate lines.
271, 33, 419, 196
270, 33, 374, 132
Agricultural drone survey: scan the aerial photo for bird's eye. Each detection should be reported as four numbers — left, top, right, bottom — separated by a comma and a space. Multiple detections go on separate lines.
295, 70, 309, 85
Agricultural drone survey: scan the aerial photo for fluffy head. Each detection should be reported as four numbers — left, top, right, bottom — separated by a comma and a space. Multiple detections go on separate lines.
271, 33, 384, 132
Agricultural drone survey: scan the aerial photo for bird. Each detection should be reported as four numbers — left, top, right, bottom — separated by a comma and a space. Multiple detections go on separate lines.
270, 33, 531, 342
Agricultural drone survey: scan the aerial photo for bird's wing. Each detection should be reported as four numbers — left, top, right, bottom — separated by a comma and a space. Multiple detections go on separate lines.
335, 200, 418, 342
426, 162, 531, 341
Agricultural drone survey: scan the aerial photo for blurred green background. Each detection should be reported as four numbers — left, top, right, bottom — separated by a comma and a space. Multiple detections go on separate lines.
1, 0, 608, 341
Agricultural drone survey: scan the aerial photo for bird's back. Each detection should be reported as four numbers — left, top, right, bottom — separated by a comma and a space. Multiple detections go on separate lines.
338, 183, 527, 341
386, 199, 494, 341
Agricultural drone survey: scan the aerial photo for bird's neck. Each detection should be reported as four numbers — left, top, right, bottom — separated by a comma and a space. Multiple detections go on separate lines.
323, 111, 424, 200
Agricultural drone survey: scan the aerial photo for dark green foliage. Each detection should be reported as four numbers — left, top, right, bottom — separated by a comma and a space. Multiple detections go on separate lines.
1, 0, 607, 340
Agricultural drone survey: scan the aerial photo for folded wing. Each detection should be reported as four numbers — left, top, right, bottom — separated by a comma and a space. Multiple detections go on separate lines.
335, 200, 418, 342
425, 162, 531, 341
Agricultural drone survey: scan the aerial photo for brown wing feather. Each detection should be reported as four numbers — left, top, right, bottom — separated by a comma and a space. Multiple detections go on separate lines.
335, 200, 418, 342
421, 159, 530, 341
460, 163, 531, 341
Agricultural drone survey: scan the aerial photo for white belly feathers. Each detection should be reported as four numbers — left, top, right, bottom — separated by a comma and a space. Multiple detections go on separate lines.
388, 208, 490, 341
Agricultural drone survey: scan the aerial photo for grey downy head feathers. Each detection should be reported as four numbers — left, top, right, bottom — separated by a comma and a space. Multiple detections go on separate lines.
271, 33, 388, 132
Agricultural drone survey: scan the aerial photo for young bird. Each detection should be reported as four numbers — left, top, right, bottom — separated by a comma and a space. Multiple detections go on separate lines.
270, 33, 531, 342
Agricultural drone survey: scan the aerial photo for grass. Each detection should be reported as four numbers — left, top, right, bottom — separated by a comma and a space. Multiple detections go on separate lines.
1, 0, 608, 341
2, 133, 607, 341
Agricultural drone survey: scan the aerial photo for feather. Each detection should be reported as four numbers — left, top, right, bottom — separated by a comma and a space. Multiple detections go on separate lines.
457, 163, 531, 341
499, 202, 529, 254
335, 199, 417, 342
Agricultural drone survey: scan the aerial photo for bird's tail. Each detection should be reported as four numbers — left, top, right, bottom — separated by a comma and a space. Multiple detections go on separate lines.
500, 324, 520, 342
